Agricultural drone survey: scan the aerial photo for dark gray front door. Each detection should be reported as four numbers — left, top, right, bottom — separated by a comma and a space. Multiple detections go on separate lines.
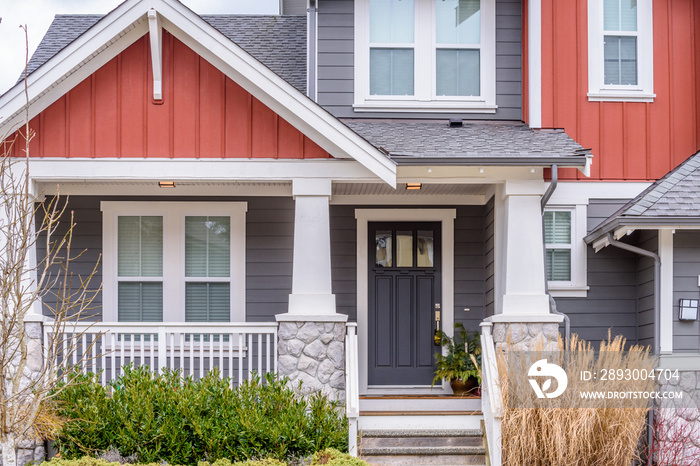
368, 222, 441, 386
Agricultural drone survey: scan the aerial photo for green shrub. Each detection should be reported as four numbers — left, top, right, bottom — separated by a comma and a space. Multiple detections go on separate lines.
53, 366, 347, 465
200, 459, 286, 466
310, 449, 368, 466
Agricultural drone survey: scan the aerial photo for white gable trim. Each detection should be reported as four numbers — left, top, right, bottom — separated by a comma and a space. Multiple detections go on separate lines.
0, 0, 396, 186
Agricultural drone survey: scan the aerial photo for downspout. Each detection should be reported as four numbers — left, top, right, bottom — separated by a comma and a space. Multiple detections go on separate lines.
307, 0, 318, 101
541, 165, 571, 350
605, 233, 660, 356
605, 232, 660, 466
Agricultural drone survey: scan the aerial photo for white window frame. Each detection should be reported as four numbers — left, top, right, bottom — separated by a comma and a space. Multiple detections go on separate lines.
353, 0, 497, 113
545, 205, 588, 297
587, 0, 654, 102
102, 201, 247, 322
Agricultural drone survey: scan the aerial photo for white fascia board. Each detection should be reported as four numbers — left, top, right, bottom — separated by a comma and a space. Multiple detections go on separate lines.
26, 158, 379, 182
0, 0, 148, 136
149, 0, 396, 186
0, 0, 396, 187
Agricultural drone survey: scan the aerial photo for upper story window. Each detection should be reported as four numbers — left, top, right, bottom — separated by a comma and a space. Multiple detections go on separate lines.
588, 0, 654, 102
355, 0, 496, 113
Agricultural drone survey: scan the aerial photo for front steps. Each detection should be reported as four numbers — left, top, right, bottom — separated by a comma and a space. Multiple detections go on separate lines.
356, 396, 486, 465
359, 429, 486, 466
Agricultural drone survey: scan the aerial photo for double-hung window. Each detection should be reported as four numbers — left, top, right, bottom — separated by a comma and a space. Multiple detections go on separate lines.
102, 202, 246, 322
355, 0, 496, 112
544, 206, 588, 297
588, 0, 654, 101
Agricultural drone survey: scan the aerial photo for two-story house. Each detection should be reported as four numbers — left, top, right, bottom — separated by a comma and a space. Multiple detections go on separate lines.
1, 0, 699, 464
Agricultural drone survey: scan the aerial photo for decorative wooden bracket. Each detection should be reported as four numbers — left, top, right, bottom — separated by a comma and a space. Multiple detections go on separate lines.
148, 9, 163, 101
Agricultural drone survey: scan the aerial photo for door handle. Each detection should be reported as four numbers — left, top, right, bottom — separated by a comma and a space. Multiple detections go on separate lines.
434, 309, 441, 346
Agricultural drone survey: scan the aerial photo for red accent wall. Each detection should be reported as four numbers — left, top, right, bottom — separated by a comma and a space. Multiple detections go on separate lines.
20, 32, 330, 159
540, 0, 700, 181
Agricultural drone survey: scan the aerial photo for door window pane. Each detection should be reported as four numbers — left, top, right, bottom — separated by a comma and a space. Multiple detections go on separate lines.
370, 0, 414, 43
118, 216, 163, 277
546, 250, 571, 281
118, 282, 163, 321
185, 283, 230, 322
185, 216, 230, 277
604, 36, 637, 85
417, 231, 434, 267
375, 230, 393, 267
396, 231, 413, 267
436, 49, 480, 96
436, 0, 480, 44
370, 49, 415, 95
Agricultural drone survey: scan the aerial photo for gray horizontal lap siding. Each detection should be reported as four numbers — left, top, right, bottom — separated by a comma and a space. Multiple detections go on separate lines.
330, 205, 487, 332
38, 196, 294, 323
555, 199, 638, 346
673, 231, 700, 353
317, 0, 522, 120
636, 230, 657, 349
484, 196, 495, 317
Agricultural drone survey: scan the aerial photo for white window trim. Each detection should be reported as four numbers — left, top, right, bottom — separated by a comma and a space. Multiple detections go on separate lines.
353, 0, 497, 113
587, 0, 655, 102
546, 205, 589, 297
102, 201, 247, 322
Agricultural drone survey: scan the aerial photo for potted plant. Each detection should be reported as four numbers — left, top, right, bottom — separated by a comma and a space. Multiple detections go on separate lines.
432, 323, 481, 396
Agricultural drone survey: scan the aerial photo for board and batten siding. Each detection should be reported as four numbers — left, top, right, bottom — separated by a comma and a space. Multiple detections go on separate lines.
38, 196, 294, 322
317, 0, 523, 120
330, 205, 488, 332
673, 231, 700, 353
555, 199, 639, 345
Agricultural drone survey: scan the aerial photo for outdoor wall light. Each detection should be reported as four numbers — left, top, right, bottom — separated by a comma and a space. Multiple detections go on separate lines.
158, 181, 176, 188
405, 183, 422, 190
679, 299, 699, 321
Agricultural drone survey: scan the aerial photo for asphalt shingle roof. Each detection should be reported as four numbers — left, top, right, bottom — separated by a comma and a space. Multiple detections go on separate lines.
343, 120, 589, 160
19, 14, 307, 94
585, 150, 700, 242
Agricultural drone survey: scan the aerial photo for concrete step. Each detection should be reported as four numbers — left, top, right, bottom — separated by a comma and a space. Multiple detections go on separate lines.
358, 412, 483, 430
359, 429, 486, 466
361, 454, 486, 466
360, 396, 481, 413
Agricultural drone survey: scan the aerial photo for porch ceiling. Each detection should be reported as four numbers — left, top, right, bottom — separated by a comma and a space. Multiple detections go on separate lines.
332, 183, 491, 196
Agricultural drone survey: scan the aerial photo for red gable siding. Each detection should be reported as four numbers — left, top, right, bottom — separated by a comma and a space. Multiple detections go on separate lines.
20, 32, 330, 159
540, 0, 700, 181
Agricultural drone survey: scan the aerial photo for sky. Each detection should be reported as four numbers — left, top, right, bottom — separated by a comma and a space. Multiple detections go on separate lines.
0, 0, 279, 95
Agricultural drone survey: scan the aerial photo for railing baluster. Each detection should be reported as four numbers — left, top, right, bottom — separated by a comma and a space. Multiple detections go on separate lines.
189, 332, 194, 378
140, 333, 145, 367
229, 333, 234, 385
158, 327, 167, 374
101, 333, 106, 386
130, 332, 135, 367
265, 333, 270, 375
238, 333, 243, 385
247, 333, 252, 379
199, 333, 204, 380
111, 333, 116, 383
219, 334, 224, 379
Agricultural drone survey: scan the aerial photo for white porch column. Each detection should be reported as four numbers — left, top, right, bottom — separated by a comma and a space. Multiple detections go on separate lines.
500, 180, 550, 315
287, 179, 337, 316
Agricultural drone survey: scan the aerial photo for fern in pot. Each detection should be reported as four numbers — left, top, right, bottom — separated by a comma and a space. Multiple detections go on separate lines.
432, 323, 481, 396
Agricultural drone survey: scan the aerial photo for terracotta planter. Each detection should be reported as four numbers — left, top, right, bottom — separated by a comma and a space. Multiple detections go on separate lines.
450, 377, 479, 396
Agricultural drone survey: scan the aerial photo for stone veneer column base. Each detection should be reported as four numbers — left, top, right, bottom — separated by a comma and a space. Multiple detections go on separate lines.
486, 315, 563, 352
0, 319, 47, 466
276, 314, 347, 402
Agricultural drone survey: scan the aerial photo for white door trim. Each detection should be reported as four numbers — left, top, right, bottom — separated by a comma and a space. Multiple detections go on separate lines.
355, 208, 457, 395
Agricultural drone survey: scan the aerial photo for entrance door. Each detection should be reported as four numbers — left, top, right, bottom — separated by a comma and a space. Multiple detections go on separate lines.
368, 222, 442, 386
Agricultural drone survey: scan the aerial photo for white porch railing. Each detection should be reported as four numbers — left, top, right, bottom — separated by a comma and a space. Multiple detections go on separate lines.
480, 321, 503, 466
345, 323, 360, 457
46, 321, 278, 386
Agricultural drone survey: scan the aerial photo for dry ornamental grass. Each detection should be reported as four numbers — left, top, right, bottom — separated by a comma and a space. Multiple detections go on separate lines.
498, 333, 657, 466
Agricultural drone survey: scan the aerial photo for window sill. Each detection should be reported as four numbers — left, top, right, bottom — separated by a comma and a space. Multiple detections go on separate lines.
548, 286, 589, 298
353, 101, 498, 114
587, 92, 656, 102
